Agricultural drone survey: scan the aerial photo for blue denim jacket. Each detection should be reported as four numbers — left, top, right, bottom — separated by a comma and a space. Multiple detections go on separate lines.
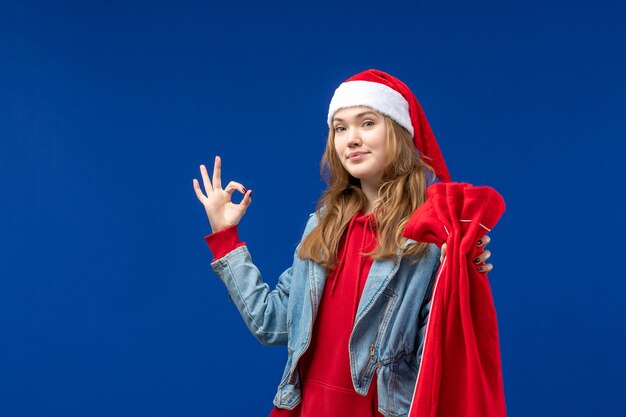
210, 213, 441, 417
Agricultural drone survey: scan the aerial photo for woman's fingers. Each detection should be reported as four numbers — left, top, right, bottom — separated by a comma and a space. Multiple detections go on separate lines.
473, 250, 491, 264
192, 178, 207, 202
224, 181, 246, 196
475, 235, 493, 273
200, 164, 212, 193
225, 182, 252, 210
473, 249, 493, 273
439, 235, 494, 273
212, 155, 222, 190
477, 234, 491, 247
240, 189, 253, 209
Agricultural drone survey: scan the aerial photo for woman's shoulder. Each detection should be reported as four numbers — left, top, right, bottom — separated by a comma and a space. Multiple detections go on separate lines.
302, 209, 323, 236
302, 204, 328, 234
303, 212, 317, 233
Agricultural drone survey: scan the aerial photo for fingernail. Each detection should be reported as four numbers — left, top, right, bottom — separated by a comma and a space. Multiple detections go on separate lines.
477, 266, 483, 272
473, 257, 480, 264
477, 240, 483, 246
242, 187, 247, 192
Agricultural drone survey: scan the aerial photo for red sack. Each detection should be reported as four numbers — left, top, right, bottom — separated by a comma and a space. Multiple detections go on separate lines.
403, 182, 507, 417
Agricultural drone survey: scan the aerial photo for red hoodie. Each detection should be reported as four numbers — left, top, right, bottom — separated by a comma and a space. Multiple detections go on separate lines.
205, 211, 384, 417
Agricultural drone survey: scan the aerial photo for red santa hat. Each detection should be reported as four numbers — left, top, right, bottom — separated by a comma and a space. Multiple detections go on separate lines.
327, 69, 452, 183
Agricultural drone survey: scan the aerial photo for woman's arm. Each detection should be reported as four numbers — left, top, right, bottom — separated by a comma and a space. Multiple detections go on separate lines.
208, 215, 316, 346
193, 157, 315, 346
209, 231, 306, 346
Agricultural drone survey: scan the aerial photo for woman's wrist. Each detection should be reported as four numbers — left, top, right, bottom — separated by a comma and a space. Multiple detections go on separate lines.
205, 224, 245, 260
210, 222, 236, 234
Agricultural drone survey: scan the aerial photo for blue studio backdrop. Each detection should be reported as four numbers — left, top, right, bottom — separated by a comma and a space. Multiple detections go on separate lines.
1, 1, 624, 416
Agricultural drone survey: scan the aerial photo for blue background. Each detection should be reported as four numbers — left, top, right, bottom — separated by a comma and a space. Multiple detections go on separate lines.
1, 1, 624, 416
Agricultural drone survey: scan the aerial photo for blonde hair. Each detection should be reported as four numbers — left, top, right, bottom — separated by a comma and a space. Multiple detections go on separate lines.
298, 114, 436, 268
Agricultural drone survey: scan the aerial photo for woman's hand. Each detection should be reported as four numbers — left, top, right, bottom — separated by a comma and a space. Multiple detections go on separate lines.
439, 235, 493, 273
193, 156, 252, 233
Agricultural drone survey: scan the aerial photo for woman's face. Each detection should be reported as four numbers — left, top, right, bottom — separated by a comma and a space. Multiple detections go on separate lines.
332, 106, 387, 188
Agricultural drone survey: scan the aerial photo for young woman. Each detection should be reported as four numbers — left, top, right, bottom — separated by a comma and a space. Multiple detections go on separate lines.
193, 69, 494, 417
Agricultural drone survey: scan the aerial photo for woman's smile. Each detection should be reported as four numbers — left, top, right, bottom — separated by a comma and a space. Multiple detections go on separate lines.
347, 151, 370, 161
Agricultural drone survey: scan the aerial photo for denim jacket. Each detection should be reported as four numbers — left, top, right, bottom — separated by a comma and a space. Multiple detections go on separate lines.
210, 213, 441, 417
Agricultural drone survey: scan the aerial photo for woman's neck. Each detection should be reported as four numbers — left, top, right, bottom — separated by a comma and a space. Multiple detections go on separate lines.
361, 180, 381, 214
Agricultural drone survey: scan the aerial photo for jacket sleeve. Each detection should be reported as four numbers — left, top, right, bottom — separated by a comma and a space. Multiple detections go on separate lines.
209, 213, 317, 346
415, 255, 440, 365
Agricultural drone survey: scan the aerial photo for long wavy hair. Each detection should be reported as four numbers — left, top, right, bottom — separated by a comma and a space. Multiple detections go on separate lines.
298, 113, 437, 268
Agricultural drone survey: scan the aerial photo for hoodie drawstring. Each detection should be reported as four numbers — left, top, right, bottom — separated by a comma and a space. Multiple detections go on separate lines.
330, 212, 377, 321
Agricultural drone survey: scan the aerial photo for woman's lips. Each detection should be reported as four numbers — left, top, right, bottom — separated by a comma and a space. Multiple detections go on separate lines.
347, 152, 368, 161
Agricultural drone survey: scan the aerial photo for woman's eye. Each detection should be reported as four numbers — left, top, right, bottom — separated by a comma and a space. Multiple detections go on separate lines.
363, 121, 375, 127
334, 126, 346, 132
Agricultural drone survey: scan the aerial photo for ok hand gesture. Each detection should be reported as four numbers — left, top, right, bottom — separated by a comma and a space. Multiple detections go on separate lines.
193, 156, 252, 233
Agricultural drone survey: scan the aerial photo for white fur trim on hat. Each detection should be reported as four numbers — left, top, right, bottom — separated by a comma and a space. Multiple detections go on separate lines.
327, 80, 413, 137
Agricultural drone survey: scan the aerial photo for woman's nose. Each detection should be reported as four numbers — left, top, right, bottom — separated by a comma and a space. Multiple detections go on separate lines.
347, 128, 361, 146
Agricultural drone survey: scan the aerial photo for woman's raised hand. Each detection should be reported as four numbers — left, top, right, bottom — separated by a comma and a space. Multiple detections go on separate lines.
193, 156, 252, 233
